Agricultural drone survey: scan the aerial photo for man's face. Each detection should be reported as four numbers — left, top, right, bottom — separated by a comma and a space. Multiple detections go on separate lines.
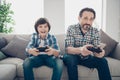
37, 23, 49, 37
79, 11, 95, 31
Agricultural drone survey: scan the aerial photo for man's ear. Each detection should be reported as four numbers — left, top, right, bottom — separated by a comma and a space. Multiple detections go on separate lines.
78, 16, 80, 21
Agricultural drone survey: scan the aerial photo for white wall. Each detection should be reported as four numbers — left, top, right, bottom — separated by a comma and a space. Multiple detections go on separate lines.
65, 0, 103, 32
105, 0, 120, 42
44, 0, 65, 35
6, 0, 44, 34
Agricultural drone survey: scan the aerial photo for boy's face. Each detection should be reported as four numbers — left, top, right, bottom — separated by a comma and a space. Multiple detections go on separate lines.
37, 23, 49, 37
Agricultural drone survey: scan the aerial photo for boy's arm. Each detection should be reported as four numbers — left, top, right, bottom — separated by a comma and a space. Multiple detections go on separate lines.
51, 35, 60, 57
25, 33, 37, 56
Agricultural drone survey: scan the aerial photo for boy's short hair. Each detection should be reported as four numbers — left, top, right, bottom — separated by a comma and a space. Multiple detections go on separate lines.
34, 18, 51, 33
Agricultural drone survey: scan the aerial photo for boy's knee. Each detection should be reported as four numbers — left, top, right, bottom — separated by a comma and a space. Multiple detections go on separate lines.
55, 58, 63, 68
23, 58, 32, 68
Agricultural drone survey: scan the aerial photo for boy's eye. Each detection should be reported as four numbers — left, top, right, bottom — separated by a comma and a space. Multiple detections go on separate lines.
38, 26, 42, 28
38, 23, 48, 28
44, 25, 48, 28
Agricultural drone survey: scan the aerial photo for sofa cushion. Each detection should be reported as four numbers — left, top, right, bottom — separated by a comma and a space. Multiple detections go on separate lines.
100, 29, 118, 56
0, 51, 7, 60
111, 43, 120, 60
0, 64, 16, 80
0, 37, 7, 49
55, 34, 65, 54
106, 57, 120, 76
1, 36, 29, 59
0, 57, 23, 65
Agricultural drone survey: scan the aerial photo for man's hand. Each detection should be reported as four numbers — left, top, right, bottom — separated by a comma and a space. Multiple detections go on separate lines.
28, 48, 39, 56
94, 49, 105, 58
80, 44, 93, 56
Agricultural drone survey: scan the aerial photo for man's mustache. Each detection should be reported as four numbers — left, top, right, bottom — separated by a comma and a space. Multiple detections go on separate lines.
83, 24, 91, 27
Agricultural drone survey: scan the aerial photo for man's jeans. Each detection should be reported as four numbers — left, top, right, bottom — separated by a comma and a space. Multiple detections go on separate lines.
23, 55, 63, 80
63, 54, 112, 80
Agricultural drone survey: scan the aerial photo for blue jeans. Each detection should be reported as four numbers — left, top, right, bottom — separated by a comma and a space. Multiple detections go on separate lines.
63, 54, 112, 80
23, 55, 63, 80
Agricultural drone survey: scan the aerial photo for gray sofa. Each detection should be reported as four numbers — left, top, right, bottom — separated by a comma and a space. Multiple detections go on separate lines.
0, 30, 120, 80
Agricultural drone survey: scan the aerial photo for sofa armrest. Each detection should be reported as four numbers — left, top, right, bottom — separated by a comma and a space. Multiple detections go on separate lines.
112, 43, 120, 60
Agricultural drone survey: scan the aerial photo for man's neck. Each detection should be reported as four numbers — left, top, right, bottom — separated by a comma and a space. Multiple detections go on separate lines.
81, 28, 88, 34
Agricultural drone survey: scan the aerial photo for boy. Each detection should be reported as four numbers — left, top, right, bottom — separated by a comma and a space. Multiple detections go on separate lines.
23, 18, 63, 80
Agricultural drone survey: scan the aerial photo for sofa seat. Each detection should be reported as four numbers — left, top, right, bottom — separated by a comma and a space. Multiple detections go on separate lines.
0, 64, 16, 80
0, 57, 54, 80
0, 57, 120, 80
0, 31, 120, 80
17, 63, 53, 79
106, 57, 120, 76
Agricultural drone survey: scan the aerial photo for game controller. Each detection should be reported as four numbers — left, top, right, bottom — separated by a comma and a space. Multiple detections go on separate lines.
87, 47, 102, 53
37, 46, 48, 52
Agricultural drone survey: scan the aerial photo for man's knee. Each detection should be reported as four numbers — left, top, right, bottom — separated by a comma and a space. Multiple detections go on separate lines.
95, 57, 108, 67
97, 57, 108, 64
63, 54, 74, 60
63, 54, 77, 66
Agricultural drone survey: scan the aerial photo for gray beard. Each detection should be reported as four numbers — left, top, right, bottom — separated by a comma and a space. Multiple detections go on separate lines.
82, 25, 90, 31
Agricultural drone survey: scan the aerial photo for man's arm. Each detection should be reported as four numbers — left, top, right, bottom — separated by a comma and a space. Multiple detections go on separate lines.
66, 45, 93, 56
66, 47, 81, 54
92, 29, 105, 58
65, 26, 77, 54
65, 26, 92, 56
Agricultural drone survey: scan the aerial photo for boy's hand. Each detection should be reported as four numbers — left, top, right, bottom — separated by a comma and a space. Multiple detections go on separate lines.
45, 46, 59, 56
45, 47, 54, 55
28, 48, 39, 56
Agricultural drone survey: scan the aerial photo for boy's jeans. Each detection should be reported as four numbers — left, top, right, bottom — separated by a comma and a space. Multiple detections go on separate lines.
23, 55, 63, 80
